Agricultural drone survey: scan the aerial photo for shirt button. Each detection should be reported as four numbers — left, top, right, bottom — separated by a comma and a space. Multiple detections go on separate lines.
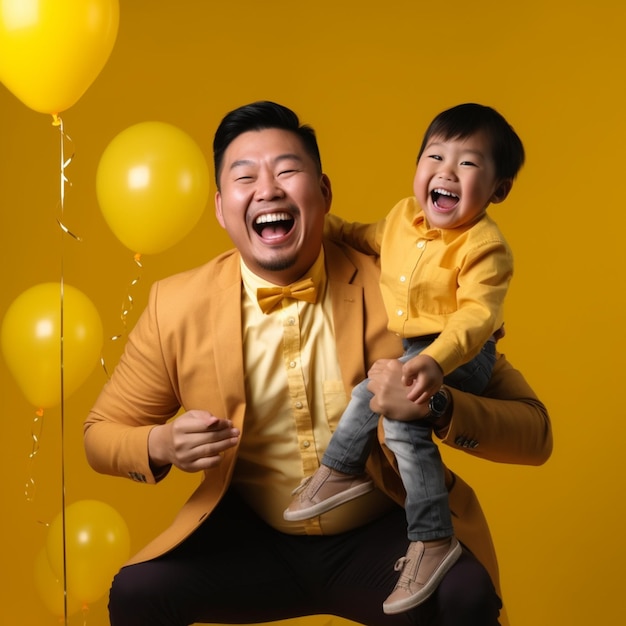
295, 401, 303, 409
396, 309, 403, 316
400, 275, 406, 283
417, 240, 425, 249
287, 317, 296, 325
289, 361, 297, 368
302, 440, 311, 448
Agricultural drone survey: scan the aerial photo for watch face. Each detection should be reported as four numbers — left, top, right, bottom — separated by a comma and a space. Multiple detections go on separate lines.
430, 390, 447, 416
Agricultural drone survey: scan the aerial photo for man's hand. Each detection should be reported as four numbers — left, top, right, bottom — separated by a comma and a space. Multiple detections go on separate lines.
367, 359, 431, 421
148, 410, 240, 473
401, 354, 443, 404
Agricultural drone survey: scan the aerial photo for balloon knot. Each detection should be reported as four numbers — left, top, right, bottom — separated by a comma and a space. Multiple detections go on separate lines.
51, 114, 61, 127
35, 408, 44, 417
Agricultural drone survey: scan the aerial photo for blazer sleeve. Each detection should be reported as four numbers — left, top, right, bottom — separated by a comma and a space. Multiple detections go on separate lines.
441, 352, 553, 465
83, 281, 184, 484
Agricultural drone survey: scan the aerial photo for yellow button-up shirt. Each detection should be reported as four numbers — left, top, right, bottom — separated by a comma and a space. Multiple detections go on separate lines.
233, 250, 394, 535
326, 197, 513, 375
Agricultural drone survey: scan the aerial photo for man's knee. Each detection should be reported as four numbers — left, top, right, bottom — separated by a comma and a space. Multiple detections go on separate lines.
109, 566, 144, 622
434, 550, 502, 625
109, 564, 176, 626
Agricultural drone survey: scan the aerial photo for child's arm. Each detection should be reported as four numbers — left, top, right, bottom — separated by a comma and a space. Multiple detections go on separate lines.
324, 213, 385, 256
421, 239, 513, 378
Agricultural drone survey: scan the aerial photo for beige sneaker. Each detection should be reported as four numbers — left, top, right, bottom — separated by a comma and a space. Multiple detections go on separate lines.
382, 537, 462, 615
283, 465, 374, 521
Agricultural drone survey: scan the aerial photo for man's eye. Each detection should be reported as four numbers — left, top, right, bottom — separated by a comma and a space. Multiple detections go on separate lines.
235, 175, 253, 181
278, 169, 298, 176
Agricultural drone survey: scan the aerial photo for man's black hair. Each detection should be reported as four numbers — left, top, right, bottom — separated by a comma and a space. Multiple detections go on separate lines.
213, 101, 322, 188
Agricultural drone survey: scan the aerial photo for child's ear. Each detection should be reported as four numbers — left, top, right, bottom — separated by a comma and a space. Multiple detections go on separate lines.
491, 179, 513, 204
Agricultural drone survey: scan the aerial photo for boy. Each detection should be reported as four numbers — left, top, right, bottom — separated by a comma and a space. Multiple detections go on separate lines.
284, 103, 525, 615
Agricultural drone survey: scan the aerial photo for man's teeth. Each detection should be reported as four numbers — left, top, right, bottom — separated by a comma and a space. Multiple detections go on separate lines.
255, 212, 291, 224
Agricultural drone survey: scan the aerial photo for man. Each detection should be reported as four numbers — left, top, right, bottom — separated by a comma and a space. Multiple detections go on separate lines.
84, 101, 552, 626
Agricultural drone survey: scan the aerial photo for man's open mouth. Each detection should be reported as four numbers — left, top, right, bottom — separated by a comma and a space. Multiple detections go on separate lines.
253, 212, 295, 239
431, 188, 459, 210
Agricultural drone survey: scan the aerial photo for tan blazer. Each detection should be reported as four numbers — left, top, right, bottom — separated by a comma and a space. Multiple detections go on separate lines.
85, 238, 552, 611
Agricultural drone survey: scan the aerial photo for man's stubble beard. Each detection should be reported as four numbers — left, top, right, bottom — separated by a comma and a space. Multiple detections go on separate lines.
257, 252, 297, 273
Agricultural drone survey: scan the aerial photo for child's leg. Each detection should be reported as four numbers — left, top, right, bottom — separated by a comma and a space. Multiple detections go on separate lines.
444, 339, 496, 393
384, 418, 453, 542
283, 377, 378, 521
382, 418, 460, 613
322, 377, 380, 473
377, 338, 494, 613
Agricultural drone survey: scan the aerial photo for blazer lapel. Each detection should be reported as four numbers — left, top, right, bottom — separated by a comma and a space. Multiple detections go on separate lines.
210, 253, 247, 432
324, 242, 367, 394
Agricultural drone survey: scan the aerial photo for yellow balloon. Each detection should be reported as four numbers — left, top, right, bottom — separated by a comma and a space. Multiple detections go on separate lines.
0, 0, 119, 115
46, 500, 130, 605
34, 548, 83, 618
1, 282, 103, 409
96, 121, 210, 255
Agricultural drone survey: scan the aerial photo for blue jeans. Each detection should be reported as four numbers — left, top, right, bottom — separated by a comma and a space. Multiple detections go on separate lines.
322, 336, 496, 542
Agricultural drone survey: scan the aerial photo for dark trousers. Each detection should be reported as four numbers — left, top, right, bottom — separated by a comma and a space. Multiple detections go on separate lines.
109, 490, 502, 626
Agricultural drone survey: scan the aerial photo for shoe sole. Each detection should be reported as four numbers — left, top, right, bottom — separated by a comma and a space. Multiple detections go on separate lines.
283, 480, 374, 521
382, 539, 462, 615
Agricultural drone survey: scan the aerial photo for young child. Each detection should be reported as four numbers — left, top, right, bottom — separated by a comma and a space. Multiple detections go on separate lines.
284, 103, 525, 615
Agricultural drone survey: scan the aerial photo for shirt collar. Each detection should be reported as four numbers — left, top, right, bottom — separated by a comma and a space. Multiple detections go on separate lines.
240, 249, 327, 302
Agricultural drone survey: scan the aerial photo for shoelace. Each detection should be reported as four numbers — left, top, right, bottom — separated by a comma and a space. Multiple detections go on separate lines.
393, 556, 413, 589
291, 475, 314, 496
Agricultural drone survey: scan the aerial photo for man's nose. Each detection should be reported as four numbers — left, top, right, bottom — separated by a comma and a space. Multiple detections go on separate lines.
254, 171, 285, 200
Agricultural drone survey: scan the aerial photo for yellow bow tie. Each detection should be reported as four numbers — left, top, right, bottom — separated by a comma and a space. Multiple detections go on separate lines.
257, 277, 317, 314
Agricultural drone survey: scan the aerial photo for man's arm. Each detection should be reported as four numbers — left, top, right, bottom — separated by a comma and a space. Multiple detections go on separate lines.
84, 291, 181, 483
83, 271, 241, 483
368, 353, 552, 466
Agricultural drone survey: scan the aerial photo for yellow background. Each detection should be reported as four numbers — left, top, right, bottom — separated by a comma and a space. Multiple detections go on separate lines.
1, 1, 624, 624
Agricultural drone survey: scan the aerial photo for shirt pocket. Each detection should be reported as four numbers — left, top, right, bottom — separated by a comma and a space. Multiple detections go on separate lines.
323, 380, 349, 432
414, 264, 460, 316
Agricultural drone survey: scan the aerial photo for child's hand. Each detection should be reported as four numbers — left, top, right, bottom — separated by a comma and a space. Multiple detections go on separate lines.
401, 354, 444, 404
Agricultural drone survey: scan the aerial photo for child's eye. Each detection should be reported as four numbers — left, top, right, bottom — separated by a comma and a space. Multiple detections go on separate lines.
460, 161, 477, 167
428, 154, 442, 161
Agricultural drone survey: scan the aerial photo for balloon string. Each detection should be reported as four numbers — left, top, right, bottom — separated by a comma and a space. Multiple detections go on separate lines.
101, 253, 143, 379
119, 253, 143, 330
24, 118, 79, 508
80, 603, 89, 626
55, 115, 70, 626
24, 408, 45, 502
53, 116, 80, 241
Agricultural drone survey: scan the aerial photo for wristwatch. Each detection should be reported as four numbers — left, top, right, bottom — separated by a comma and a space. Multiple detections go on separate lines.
428, 387, 451, 420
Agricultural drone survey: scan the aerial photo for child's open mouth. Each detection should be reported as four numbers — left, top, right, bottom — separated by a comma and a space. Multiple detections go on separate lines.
431, 188, 459, 211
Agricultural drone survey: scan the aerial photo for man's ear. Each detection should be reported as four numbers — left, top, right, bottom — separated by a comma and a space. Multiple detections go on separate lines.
321, 173, 332, 214
215, 191, 226, 228
491, 179, 513, 204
